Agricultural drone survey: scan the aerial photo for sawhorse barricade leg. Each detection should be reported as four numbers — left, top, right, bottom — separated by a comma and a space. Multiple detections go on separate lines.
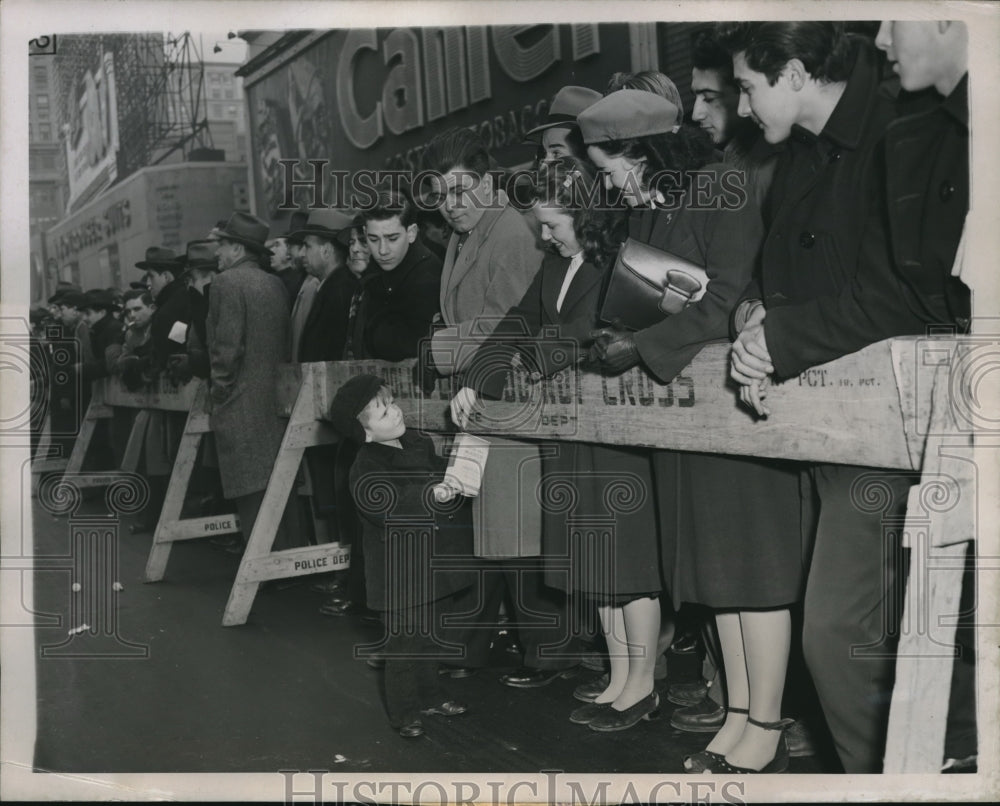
222, 368, 349, 626
51, 392, 115, 488
883, 351, 979, 772
145, 383, 241, 582
120, 409, 151, 473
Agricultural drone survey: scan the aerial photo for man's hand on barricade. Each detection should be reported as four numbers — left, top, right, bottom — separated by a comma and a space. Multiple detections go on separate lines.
730, 306, 773, 385
450, 386, 479, 430
166, 354, 193, 385
119, 355, 147, 391
739, 377, 771, 418
413, 345, 440, 396
586, 320, 640, 374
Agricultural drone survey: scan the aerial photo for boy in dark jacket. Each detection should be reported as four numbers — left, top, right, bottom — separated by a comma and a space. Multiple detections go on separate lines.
328, 374, 475, 738
347, 190, 442, 361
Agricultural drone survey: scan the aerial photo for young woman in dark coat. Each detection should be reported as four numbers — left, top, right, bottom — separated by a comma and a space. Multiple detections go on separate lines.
580, 90, 806, 772
451, 158, 665, 732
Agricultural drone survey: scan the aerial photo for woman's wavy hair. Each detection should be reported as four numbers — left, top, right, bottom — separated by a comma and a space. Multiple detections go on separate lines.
590, 124, 717, 199
531, 157, 627, 271
715, 22, 854, 85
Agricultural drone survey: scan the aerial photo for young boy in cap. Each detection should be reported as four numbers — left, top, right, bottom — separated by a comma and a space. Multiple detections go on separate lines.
328, 374, 474, 738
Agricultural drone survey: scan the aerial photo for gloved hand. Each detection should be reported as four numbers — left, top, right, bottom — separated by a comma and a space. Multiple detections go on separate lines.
412, 345, 439, 396
586, 320, 640, 374
166, 354, 193, 386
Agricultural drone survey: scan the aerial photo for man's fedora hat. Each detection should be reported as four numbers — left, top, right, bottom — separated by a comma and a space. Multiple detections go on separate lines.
271, 209, 310, 239
82, 288, 118, 311
288, 208, 356, 246
135, 246, 180, 271
215, 212, 273, 254
525, 85, 603, 139
179, 240, 220, 275
57, 291, 90, 310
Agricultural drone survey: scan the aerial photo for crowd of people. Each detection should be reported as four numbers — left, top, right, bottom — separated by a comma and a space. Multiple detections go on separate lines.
31, 21, 974, 771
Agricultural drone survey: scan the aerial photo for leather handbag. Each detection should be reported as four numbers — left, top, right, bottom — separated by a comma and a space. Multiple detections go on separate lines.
599, 237, 710, 330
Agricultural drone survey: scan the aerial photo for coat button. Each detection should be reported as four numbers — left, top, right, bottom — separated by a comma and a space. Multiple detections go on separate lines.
828, 149, 841, 163
799, 231, 816, 248
939, 181, 955, 202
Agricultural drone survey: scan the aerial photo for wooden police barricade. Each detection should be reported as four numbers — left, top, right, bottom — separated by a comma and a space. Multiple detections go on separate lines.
42, 376, 198, 484
284, 334, 979, 772
221, 364, 350, 626
137, 379, 250, 582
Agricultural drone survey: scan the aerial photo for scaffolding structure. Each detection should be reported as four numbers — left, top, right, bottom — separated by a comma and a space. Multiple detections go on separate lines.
53, 32, 214, 212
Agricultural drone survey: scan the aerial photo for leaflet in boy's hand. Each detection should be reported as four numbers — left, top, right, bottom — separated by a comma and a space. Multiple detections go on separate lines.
442, 432, 491, 496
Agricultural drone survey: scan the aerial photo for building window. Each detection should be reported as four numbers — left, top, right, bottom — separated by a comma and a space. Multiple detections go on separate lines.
33, 66, 48, 87
38, 123, 51, 140
209, 72, 220, 83
36, 93, 49, 107
227, 104, 237, 116
37, 106, 49, 120
28, 121, 33, 139
223, 89, 234, 99
210, 88, 222, 99
211, 103, 222, 118
223, 73, 233, 84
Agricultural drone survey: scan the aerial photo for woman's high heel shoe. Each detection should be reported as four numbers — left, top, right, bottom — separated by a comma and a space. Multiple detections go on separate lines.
588, 692, 660, 732
706, 717, 796, 774
682, 706, 748, 773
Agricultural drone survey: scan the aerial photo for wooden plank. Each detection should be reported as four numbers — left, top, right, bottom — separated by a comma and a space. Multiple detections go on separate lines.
284, 420, 338, 450
233, 544, 351, 583
156, 514, 241, 541
32, 458, 69, 473
883, 539, 966, 772
62, 401, 99, 477
120, 409, 150, 473
57, 473, 131, 489
276, 363, 303, 417
299, 337, 927, 471
884, 352, 976, 771
144, 387, 207, 582
100, 376, 201, 411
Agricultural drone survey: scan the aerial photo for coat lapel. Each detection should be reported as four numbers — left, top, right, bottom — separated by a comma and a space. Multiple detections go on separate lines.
558, 261, 604, 320
440, 200, 510, 321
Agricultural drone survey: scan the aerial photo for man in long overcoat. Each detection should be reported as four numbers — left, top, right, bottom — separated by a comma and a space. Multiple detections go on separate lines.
419, 127, 579, 685
208, 212, 294, 550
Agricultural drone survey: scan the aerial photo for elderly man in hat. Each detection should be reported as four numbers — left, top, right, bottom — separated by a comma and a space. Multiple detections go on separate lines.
285, 207, 368, 595
286, 208, 357, 363
282, 211, 320, 361
208, 212, 295, 553
268, 209, 309, 303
